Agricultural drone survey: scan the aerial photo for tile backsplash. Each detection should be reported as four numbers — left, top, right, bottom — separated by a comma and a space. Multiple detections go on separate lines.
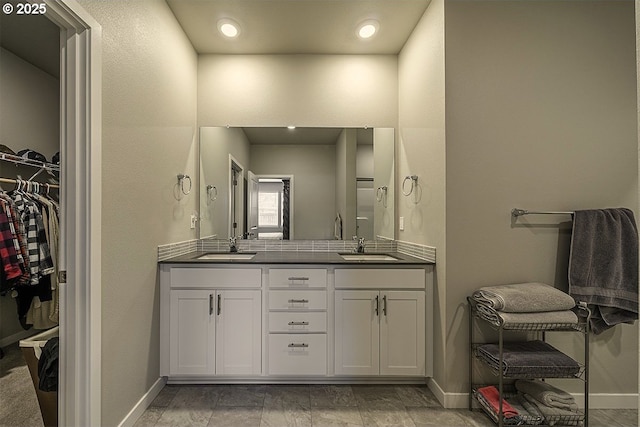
158, 238, 435, 263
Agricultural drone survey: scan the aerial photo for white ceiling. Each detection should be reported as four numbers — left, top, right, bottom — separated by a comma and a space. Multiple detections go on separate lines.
167, 0, 431, 55
0, 0, 431, 80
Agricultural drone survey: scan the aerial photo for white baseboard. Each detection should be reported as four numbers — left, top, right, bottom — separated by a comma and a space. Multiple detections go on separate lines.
427, 378, 638, 409
118, 377, 167, 427
0, 329, 37, 348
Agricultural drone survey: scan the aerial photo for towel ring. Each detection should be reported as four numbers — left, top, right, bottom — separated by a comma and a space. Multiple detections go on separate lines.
206, 185, 218, 201
376, 186, 387, 202
177, 174, 192, 195
402, 175, 418, 196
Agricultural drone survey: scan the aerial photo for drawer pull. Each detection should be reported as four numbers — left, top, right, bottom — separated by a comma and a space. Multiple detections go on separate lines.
288, 343, 309, 348
288, 277, 309, 281
288, 299, 309, 304
288, 321, 309, 326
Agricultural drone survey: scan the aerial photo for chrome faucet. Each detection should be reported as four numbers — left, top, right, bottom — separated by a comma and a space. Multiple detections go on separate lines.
353, 236, 366, 253
229, 237, 238, 253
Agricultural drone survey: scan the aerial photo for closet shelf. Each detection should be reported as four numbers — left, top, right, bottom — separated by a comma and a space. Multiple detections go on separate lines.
0, 153, 59, 172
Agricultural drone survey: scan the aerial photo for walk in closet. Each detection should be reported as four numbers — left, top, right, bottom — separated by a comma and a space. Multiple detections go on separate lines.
0, 7, 62, 426
468, 295, 590, 427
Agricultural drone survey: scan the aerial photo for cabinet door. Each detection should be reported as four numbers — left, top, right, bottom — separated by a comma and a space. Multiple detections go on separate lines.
215, 290, 262, 375
334, 290, 380, 375
169, 290, 215, 375
380, 291, 425, 376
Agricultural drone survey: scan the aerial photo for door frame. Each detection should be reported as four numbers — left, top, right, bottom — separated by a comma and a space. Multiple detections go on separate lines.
255, 174, 294, 239
43, 0, 102, 425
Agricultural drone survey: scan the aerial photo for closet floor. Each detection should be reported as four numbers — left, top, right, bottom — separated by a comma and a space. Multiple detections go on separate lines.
0, 342, 43, 427
0, 342, 636, 427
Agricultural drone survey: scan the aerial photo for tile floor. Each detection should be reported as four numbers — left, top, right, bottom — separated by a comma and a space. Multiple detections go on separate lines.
133, 383, 639, 427
1, 340, 637, 427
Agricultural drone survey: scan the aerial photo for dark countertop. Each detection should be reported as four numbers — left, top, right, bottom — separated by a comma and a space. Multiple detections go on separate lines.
159, 251, 433, 265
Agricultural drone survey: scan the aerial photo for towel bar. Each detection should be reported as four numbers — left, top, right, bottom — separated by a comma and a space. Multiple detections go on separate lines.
512, 208, 574, 217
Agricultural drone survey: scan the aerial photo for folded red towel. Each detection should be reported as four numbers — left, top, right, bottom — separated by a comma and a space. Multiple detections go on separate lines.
477, 386, 519, 418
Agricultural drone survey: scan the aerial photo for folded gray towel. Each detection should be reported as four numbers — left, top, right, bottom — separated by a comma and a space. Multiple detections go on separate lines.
515, 380, 578, 411
569, 208, 638, 334
476, 304, 578, 328
473, 283, 576, 313
477, 340, 581, 377
522, 394, 583, 426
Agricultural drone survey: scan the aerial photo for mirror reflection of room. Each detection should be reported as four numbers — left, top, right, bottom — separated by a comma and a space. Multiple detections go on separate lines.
199, 126, 395, 241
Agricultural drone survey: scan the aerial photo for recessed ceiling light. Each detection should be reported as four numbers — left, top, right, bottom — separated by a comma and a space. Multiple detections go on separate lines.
357, 20, 379, 39
218, 18, 240, 38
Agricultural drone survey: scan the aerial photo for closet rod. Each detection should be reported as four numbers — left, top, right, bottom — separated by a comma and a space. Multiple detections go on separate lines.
512, 208, 574, 217
0, 177, 59, 189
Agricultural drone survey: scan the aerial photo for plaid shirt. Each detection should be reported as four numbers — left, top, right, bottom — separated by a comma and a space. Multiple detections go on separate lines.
0, 194, 29, 285
12, 193, 54, 284
0, 205, 23, 282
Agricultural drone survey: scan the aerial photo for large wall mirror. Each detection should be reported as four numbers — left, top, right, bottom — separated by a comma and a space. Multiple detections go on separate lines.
199, 126, 394, 241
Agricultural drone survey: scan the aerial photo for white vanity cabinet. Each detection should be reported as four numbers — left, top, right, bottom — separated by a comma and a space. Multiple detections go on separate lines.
267, 267, 328, 376
160, 260, 433, 383
160, 266, 262, 378
334, 268, 430, 377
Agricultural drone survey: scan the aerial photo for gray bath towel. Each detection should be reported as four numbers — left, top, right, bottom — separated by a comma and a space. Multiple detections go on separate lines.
568, 208, 638, 334
475, 304, 578, 328
473, 283, 576, 313
515, 380, 578, 411
477, 340, 581, 377
522, 394, 583, 426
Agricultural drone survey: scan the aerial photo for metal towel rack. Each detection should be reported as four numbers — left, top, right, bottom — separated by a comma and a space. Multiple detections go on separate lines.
511, 208, 575, 217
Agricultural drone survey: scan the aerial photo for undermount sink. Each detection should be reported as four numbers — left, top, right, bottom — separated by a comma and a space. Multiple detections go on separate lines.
339, 253, 399, 261
197, 252, 256, 260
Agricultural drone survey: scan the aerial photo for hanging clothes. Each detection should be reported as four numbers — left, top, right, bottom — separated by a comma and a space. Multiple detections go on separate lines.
0, 181, 59, 330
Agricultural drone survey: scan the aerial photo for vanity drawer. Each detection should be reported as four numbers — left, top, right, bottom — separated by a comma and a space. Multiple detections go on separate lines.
269, 290, 327, 310
170, 267, 261, 288
269, 312, 327, 333
268, 268, 327, 288
334, 268, 425, 289
268, 334, 327, 375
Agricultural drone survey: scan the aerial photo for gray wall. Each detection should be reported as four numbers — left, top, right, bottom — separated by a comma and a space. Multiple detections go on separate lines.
444, 0, 638, 398
336, 129, 357, 240
76, 1, 198, 425
197, 54, 398, 128
200, 127, 251, 239
398, 0, 447, 391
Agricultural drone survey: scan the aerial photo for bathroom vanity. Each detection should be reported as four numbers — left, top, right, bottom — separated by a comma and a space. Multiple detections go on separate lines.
159, 251, 433, 384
